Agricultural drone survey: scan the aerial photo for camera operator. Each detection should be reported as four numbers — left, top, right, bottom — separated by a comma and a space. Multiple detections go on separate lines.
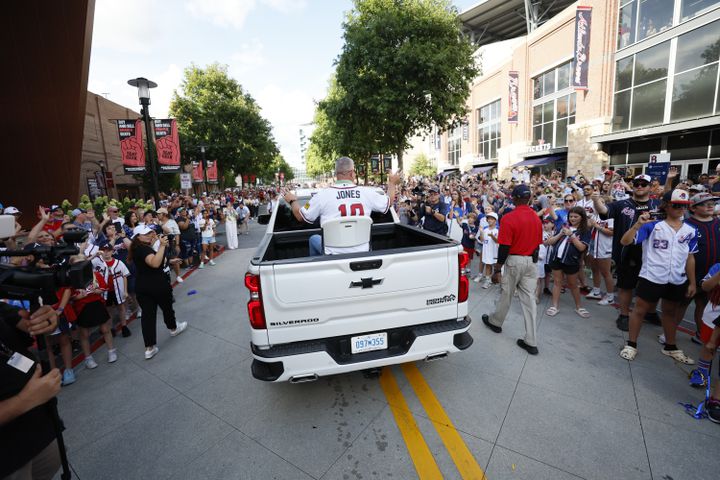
1, 304, 62, 480
416, 186, 449, 235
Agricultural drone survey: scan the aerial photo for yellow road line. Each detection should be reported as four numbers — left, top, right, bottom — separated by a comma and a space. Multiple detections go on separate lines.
401, 363, 487, 480
378, 367, 443, 480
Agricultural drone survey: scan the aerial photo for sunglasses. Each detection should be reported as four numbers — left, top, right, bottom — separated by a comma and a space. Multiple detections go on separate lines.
669, 203, 688, 209
633, 182, 650, 187
564, 199, 575, 203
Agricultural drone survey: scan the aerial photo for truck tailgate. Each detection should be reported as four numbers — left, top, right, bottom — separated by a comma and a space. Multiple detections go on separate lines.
261, 247, 461, 344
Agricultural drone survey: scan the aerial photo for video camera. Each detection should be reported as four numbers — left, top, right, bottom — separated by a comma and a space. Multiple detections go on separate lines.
0, 215, 93, 305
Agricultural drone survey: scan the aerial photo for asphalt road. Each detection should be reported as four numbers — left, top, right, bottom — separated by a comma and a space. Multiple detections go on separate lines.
55, 219, 720, 480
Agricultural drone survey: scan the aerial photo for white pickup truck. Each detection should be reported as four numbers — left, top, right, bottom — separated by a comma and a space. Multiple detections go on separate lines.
244, 193, 473, 382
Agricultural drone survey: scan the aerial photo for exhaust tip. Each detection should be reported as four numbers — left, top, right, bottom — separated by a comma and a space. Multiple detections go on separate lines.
425, 352, 448, 362
289, 374, 319, 384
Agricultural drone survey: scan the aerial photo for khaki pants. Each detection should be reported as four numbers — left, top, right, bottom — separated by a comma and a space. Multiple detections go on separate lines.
489, 255, 538, 347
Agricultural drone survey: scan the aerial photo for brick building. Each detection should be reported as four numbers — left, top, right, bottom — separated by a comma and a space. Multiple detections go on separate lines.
80, 92, 144, 200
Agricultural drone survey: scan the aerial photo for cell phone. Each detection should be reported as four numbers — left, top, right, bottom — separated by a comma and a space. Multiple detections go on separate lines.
649, 211, 666, 220
113, 221, 122, 232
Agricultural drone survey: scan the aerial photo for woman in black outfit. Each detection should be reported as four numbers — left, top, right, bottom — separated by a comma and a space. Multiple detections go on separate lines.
128, 225, 187, 359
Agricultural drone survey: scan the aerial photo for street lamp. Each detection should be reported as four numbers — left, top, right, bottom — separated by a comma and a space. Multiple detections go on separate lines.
127, 77, 160, 208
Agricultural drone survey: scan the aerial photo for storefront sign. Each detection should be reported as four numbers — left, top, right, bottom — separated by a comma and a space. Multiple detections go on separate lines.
153, 119, 181, 173
86, 177, 102, 200
191, 161, 204, 183
206, 160, 218, 184
508, 71, 519, 123
573, 6, 592, 90
383, 154, 392, 172
525, 143, 553, 153
649, 153, 671, 163
117, 119, 145, 173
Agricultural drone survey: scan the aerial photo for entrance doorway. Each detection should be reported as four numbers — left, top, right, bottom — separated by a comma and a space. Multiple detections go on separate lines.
685, 162, 706, 182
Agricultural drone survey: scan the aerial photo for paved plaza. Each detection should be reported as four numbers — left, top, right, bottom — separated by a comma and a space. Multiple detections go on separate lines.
55, 221, 720, 480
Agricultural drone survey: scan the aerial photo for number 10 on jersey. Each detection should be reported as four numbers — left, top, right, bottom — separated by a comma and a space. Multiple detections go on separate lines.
338, 203, 365, 217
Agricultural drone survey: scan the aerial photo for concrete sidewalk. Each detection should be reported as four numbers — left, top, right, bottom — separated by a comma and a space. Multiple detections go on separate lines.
55, 223, 720, 480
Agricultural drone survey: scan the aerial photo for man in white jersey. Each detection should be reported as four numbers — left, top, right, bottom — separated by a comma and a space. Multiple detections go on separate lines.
283, 157, 400, 255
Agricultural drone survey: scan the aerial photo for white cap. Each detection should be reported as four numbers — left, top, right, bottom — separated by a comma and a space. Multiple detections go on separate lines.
486, 212, 498, 220
3, 206, 20, 214
633, 174, 652, 183
132, 225, 154, 238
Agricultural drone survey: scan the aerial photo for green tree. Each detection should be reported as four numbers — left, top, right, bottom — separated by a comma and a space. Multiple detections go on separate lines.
257, 154, 295, 184
169, 63, 279, 184
334, 0, 479, 170
409, 153, 436, 177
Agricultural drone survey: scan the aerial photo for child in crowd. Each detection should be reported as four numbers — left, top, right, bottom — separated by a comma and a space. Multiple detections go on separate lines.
93, 241, 131, 337
198, 209, 217, 268
536, 219, 554, 303
48, 287, 76, 386
479, 212, 499, 289
460, 212, 478, 277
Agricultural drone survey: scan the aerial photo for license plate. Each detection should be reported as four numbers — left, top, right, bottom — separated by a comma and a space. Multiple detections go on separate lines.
351, 332, 388, 354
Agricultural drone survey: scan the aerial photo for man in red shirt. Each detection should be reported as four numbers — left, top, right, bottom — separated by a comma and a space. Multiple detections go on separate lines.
482, 184, 543, 354
41, 205, 65, 238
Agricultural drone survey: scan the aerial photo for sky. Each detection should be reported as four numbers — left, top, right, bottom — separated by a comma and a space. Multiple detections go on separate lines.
89, 0, 480, 169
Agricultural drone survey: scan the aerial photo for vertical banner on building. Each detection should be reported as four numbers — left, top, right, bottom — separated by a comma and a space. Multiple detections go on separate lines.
153, 119, 181, 173
370, 155, 380, 174
573, 6, 592, 90
206, 160, 218, 184
191, 161, 204, 183
117, 119, 145, 173
462, 123, 469, 141
508, 71, 519, 123
382, 154, 392, 172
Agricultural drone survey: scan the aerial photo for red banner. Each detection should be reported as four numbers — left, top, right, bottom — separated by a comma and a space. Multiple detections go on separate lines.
206, 160, 218, 184
191, 161, 204, 183
117, 119, 145, 173
153, 119, 181, 173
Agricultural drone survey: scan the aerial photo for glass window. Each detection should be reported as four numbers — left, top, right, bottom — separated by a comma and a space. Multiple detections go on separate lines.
557, 96, 568, 118
667, 131, 711, 160
543, 122, 554, 146
610, 142, 629, 165
477, 99, 501, 161
556, 118, 569, 147
569, 93, 576, 116
675, 20, 720, 73
533, 105, 543, 125
671, 64, 719, 121
631, 80, 667, 127
542, 100, 553, 122
543, 70, 556, 96
628, 138, 662, 163
637, 0, 674, 41
711, 129, 720, 158
681, 0, 720, 21
616, 57, 634, 91
557, 62, 571, 90
533, 78, 543, 100
618, 1, 638, 49
634, 41, 670, 84
614, 91, 632, 130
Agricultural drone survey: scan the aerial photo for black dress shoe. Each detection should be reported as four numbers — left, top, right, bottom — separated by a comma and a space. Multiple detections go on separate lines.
482, 314, 502, 333
517, 339, 539, 355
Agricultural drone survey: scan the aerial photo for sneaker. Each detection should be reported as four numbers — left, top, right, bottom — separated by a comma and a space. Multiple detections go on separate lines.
689, 368, 708, 388
586, 289, 603, 300
136, 308, 142, 318
707, 399, 720, 424
144, 346, 159, 360
176, 276, 184, 283
108, 348, 118, 363
170, 321, 188, 337
598, 294, 615, 306
61, 369, 76, 386
84, 355, 98, 369
209, 260, 216, 266
121, 326, 132, 337
657, 334, 666, 345
199, 262, 205, 269
473, 275, 482, 283
616, 314, 629, 332
482, 279, 490, 289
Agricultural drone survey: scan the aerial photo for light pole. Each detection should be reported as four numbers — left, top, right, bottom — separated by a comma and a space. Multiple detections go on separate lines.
199, 145, 208, 194
127, 77, 160, 208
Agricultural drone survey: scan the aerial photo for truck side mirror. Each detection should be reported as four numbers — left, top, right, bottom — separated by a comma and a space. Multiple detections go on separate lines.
258, 214, 270, 225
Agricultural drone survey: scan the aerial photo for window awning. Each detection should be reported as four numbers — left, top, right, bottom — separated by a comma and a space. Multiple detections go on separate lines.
512, 155, 563, 168
467, 165, 495, 174
590, 115, 720, 144
439, 169, 460, 178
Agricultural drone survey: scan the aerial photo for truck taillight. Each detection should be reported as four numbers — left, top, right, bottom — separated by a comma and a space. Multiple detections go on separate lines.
245, 273, 266, 329
458, 251, 469, 303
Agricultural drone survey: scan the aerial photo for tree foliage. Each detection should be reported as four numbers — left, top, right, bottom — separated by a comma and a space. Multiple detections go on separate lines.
409, 153, 436, 177
169, 63, 279, 185
332, 0, 479, 170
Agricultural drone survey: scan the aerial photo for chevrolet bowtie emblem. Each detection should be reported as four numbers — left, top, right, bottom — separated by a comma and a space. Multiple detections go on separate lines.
349, 278, 384, 289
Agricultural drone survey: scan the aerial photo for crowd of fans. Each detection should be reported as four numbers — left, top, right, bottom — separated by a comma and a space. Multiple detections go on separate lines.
390, 165, 720, 423
0, 188, 270, 386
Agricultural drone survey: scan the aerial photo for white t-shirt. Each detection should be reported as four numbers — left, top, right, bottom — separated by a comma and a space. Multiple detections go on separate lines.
481, 227, 499, 264
162, 219, 180, 235
299, 182, 390, 255
701, 263, 720, 329
199, 218, 215, 238
591, 218, 614, 259
635, 220, 698, 285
